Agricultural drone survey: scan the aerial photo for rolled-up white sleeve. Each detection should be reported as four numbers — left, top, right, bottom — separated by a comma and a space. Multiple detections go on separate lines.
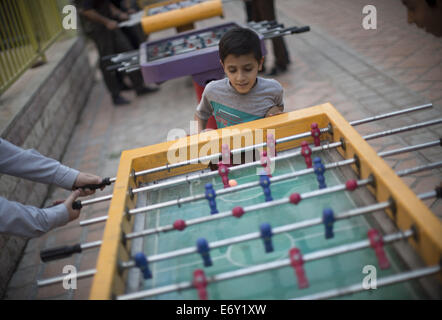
0, 196, 70, 238
0, 138, 77, 237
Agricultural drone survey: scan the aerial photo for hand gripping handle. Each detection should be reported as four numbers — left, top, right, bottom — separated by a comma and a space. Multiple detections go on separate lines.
72, 200, 82, 210
287, 26, 310, 34
76, 177, 111, 191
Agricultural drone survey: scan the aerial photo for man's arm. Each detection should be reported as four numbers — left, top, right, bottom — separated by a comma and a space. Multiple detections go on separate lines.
0, 192, 81, 238
0, 139, 79, 190
122, 0, 137, 14
79, 7, 119, 30
109, 3, 129, 20
0, 139, 103, 195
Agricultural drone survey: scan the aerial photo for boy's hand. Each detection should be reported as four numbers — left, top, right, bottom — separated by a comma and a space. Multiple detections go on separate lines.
265, 106, 284, 117
73, 172, 105, 196
64, 190, 82, 221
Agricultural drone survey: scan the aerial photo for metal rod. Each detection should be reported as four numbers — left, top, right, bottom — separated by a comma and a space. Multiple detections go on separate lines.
79, 140, 440, 227
377, 140, 440, 158
121, 188, 435, 269
85, 178, 366, 259
133, 179, 366, 224
80, 194, 113, 207
38, 181, 438, 286
349, 103, 433, 126
134, 131, 315, 177
396, 161, 442, 177
363, 118, 442, 141
102, 50, 138, 62
116, 230, 413, 300
294, 265, 441, 300
52, 160, 435, 275
36, 269, 97, 287
76, 106, 435, 209
121, 194, 387, 269
79, 142, 340, 225
418, 190, 438, 200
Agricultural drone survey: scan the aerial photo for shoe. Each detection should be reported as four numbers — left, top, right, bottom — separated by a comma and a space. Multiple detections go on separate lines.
135, 86, 159, 96
267, 65, 288, 76
112, 95, 131, 106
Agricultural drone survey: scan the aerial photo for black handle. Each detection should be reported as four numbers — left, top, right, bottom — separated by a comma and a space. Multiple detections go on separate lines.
72, 200, 82, 210
40, 244, 82, 262
101, 50, 138, 61
106, 63, 125, 72
76, 177, 111, 191
290, 25, 310, 34
436, 185, 442, 199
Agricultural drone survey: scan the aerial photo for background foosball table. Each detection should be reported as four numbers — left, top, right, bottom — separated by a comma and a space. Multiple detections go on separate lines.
114, 20, 308, 91
37, 103, 442, 300
120, 0, 225, 34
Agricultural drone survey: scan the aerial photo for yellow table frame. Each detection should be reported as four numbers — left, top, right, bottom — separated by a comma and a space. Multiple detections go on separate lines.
89, 103, 442, 299
141, 0, 224, 34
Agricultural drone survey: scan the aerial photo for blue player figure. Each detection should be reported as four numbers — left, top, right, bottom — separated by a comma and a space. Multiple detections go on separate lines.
205, 183, 218, 214
197, 238, 212, 267
134, 252, 152, 279
313, 157, 327, 189
322, 208, 335, 239
259, 175, 273, 202
260, 223, 274, 253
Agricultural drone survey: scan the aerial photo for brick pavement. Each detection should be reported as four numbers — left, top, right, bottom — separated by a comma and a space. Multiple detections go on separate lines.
4, 0, 441, 299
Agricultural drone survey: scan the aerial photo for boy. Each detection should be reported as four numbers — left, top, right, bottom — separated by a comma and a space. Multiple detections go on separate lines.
194, 27, 284, 133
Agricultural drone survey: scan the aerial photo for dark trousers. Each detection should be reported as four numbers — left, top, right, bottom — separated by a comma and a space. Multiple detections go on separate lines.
250, 0, 290, 69
121, 25, 146, 50
89, 27, 145, 97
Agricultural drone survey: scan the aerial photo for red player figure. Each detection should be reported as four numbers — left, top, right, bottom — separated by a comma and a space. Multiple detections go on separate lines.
193, 269, 208, 300
368, 229, 390, 269
218, 163, 230, 188
311, 123, 321, 146
260, 151, 272, 177
300, 141, 312, 168
289, 248, 309, 289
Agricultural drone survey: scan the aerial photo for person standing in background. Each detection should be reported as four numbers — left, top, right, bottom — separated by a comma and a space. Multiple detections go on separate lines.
243, 0, 291, 76
75, 0, 158, 106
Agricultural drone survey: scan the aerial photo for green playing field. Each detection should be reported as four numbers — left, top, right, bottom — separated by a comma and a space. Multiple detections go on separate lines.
136, 149, 427, 299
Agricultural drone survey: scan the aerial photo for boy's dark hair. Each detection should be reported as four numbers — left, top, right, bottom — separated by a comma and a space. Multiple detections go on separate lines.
219, 27, 262, 63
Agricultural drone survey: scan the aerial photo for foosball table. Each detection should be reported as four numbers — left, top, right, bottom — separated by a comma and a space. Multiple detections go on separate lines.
119, 0, 224, 34
37, 103, 442, 300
